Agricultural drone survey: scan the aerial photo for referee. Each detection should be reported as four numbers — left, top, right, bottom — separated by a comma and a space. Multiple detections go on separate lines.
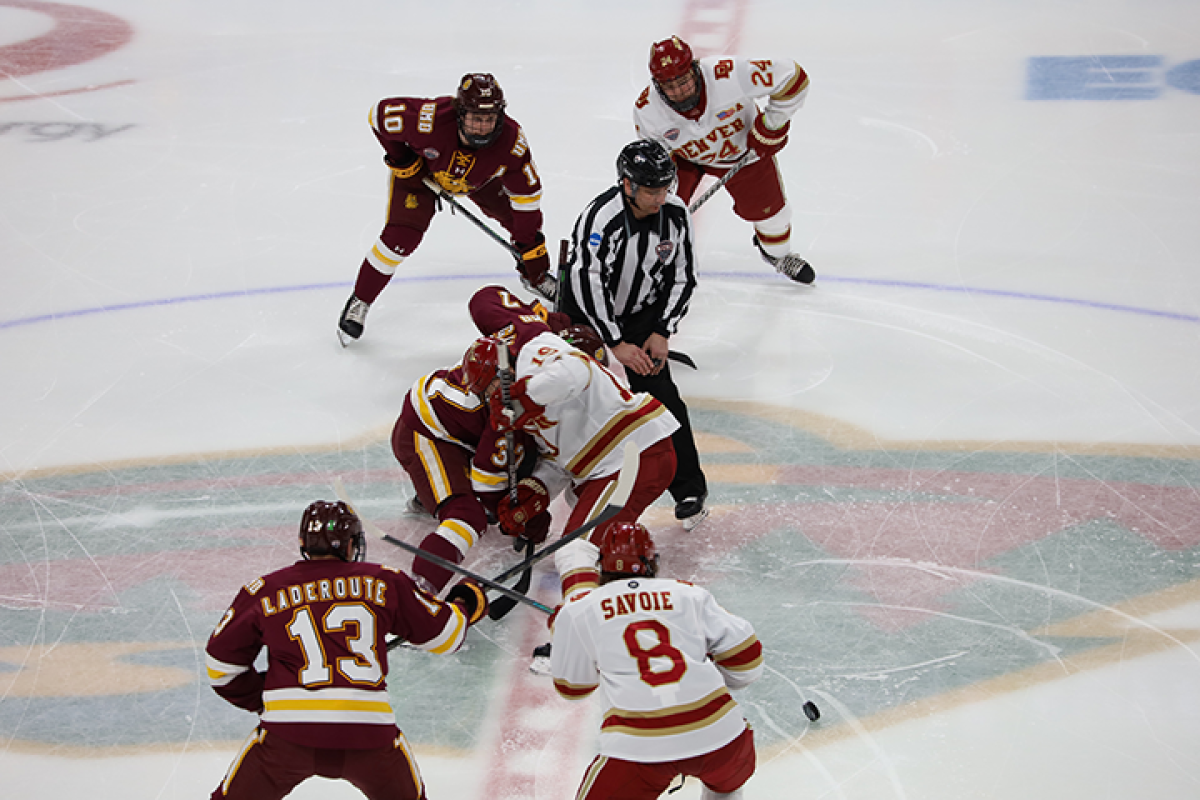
558, 139, 709, 530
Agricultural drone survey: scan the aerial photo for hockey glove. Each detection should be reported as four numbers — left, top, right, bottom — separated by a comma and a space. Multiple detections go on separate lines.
488, 377, 546, 434
384, 149, 429, 188
446, 580, 488, 626
498, 477, 551, 540
749, 112, 790, 159
515, 232, 551, 283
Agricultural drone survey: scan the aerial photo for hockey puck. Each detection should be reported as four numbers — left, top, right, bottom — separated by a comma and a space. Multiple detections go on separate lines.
803, 701, 820, 721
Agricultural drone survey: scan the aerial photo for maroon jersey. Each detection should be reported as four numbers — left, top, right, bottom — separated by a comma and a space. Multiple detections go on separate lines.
469, 284, 571, 351
398, 361, 533, 502
205, 558, 470, 749
370, 96, 543, 244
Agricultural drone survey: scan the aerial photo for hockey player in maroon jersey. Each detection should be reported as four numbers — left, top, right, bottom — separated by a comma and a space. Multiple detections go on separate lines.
393, 285, 608, 593
392, 340, 543, 594
550, 522, 763, 800
338, 73, 554, 345
205, 500, 487, 800
634, 36, 815, 283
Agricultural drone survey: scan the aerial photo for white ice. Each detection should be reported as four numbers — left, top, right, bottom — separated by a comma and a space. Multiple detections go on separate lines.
2, 0, 1199, 798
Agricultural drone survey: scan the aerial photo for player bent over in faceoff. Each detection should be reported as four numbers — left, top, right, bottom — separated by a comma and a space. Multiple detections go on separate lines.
634, 36, 815, 283
391, 339, 545, 594
338, 73, 554, 345
205, 500, 487, 800
463, 324, 680, 600
550, 522, 763, 800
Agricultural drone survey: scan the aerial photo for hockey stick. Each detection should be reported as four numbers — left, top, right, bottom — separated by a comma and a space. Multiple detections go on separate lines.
687, 153, 752, 214
489, 440, 639, 588
331, 478, 554, 618
423, 177, 523, 262
667, 351, 697, 369
489, 344, 536, 621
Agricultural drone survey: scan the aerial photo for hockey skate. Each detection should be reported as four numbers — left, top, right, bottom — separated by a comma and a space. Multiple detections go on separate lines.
337, 295, 371, 346
522, 271, 558, 305
675, 493, 709, 531
753, 236, 815, 284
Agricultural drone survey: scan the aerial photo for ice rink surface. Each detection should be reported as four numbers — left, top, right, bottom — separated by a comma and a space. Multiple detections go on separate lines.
2, 0, 1200, 798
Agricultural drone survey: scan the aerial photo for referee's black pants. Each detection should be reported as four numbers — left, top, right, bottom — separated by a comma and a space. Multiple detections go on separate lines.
624, 359, 707, 504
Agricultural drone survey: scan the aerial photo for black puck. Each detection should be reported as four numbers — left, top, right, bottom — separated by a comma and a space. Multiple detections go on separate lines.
803, 701, 820, 721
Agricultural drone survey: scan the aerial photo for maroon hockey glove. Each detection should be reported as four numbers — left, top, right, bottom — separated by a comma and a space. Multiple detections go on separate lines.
498, 477, 552, 540
447, 580, 488, 626
749, 112, 790, 159
488, 377, 546, 434
516, 232, 551, 283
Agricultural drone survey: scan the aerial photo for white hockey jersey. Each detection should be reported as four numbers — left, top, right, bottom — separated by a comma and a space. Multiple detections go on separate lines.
550, 577, 764, 762
634, 56, 809, 168
518, 331, 679, 482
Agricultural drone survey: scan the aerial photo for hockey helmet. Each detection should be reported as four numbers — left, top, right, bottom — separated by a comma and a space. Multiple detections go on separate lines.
300, 500, 365, 562
617, 139, 676, 190
597, 521, 658, 577
649, 36, 703, 113
455, 73, 507, 148
462, 336, 503, 395
560, 323, 609, 366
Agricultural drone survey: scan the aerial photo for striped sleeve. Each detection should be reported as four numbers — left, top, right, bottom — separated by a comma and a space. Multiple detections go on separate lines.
701, 589, 764, 690
568, 188, 626, 346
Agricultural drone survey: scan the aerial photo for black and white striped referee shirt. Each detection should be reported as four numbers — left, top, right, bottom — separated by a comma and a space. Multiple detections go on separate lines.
563, 184, 697, 347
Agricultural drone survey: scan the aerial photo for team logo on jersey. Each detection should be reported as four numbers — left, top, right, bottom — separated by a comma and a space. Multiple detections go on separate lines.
589, 232, 603, 247
656, 242, 674, 262
423, 148, 440, 160
664, 128, 680, 142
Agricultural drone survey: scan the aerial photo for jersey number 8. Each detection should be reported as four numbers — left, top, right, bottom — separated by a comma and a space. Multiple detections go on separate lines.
623, 620, 686, 687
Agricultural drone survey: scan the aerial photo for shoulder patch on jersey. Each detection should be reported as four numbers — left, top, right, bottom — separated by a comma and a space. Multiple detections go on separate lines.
664, 128, 680, 142
423, 148, 440, 160
588, 232, 602, 247
656, 242, 675, 263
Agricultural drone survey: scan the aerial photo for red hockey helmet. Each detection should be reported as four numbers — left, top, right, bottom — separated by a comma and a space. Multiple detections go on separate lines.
462, 336, 503, 395
300, 500, 365, 562
649, 36, 694, 82
649, 37, 704, 113
455, 73, 507, 148
597, 521, 658, 577
560, 323, 609, 366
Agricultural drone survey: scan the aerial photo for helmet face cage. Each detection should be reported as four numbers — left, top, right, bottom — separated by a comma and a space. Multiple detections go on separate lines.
462, 337, 501, 395
455, 73, 507, 148
617, 140, 677, 193
300, 501, 365, 562
598, 522, 658, 577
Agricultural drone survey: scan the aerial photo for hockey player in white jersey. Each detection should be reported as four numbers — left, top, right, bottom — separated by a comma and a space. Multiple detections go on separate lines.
550, 522, 763, 800
634, 35, 815, 284
464, 329, 680, 598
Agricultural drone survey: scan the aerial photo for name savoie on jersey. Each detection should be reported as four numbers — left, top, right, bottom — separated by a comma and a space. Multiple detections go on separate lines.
600, 588, 675, 620
244, 574, 390, 616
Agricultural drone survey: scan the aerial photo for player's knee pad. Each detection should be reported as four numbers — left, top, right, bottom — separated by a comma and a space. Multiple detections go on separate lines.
435, 495, 488, 552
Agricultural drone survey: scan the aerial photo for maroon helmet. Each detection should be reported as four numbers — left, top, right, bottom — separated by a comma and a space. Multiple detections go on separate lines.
300, 500, 365, 562
462, 336, 503, 395
649, 37, 704, 113
597, 521, 658, 577
560, 323, 609, 366
455, 73, 507, 148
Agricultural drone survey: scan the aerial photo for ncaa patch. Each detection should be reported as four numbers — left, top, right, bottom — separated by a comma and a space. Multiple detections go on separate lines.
589, 232, 602, 247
